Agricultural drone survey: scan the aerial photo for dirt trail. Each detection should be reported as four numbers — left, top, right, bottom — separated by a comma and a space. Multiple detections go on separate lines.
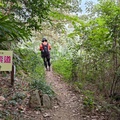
42, 69, 83, 120
41, 69, 107, 120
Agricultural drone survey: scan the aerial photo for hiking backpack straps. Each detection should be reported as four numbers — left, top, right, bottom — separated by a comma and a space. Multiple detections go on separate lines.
41, 43, 49, 56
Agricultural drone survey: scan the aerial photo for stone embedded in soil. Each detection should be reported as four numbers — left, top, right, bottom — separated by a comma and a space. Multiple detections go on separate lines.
0, 96, 5, 101
53, 105, 59, 109
29, 90, 41, 108
42, 94, 52, 109
43, 113, 51, 117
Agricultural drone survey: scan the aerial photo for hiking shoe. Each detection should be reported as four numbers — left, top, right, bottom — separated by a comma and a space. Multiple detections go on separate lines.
48, 67, 50, 71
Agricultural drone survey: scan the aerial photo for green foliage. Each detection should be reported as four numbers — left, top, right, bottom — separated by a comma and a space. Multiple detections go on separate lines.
59, 2, 120, 117
0, 12, 30, 45
67, 0, 120, 97
50, 11, 84, 24
0, 110, 12, 120
30, 79, 55, 97
0, 0, 78, 50
9, 100, 17, 106
14, 47, 54, 96
74, 81, 84, 90
83, 90, 95, 109
11, 92, 26, 102
52, 57, 72, 81
83, 97, 95, 109
1, 0, 64, 30
4, 115, 13, 120
14, 48, 44, 78
7, 92, 26, 107
0, 0, 77, 32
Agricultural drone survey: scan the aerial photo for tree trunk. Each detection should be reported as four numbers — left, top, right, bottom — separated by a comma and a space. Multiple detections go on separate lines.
110, 24, 118, 97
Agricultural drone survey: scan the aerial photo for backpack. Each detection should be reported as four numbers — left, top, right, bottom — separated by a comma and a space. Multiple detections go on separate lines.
41, 43, 49, 56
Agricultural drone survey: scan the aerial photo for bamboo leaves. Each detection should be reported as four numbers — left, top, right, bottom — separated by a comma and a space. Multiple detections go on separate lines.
0, 12, 30, 43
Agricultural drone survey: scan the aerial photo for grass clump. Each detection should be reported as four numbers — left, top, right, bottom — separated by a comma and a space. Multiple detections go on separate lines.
52, 57, 72, 81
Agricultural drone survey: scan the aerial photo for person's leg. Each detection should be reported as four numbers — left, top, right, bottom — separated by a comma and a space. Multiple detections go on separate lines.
43, 57, 47, 70
47, 58, 51, 71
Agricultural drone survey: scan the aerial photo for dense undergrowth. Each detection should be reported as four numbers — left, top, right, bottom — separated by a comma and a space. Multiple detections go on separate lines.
14, 48, 54, 97
52, 57, 72, 81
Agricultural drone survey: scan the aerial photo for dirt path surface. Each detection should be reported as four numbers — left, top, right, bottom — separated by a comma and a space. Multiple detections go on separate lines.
41, 69, 83, 120
41, 69, 108, 120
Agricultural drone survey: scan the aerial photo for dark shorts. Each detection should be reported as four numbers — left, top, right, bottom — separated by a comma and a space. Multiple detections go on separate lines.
41, 53, 50, 59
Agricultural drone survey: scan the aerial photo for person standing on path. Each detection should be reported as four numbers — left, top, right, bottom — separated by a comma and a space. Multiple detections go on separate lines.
39, 38, 51, 71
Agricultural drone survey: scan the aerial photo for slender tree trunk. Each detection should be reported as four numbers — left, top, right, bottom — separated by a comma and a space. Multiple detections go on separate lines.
110, 25, 118, 96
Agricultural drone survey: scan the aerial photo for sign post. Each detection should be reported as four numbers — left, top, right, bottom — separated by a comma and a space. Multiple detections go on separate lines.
0, 50, 14, 86
11, 65, 14, 86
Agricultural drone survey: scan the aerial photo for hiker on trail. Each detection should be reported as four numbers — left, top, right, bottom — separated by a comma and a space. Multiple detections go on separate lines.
39, 38, 51, 71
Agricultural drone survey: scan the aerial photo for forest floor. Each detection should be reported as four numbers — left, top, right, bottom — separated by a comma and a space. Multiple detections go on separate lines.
0, 69, 108, 120
41, 68, 108, 120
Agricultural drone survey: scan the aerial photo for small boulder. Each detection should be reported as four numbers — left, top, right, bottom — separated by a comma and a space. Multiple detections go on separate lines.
29, 90, 42, 108
42, 94, 52, 109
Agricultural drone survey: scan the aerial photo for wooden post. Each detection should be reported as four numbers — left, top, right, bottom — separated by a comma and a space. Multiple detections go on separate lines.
11, 64, 14, 86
